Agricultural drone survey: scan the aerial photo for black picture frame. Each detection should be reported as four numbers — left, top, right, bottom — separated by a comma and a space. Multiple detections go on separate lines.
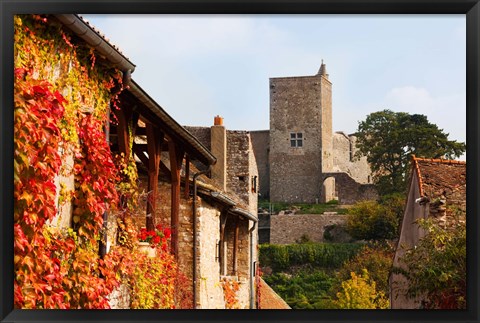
1, 1, 478, 322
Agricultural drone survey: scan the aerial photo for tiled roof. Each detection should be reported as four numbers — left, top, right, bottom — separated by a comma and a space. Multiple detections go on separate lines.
77, 15, 130, 60
258, 278, 291, 309
412, 155, 466, 217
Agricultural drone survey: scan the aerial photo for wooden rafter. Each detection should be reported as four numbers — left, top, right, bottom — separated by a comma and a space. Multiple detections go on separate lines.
168, 138, 185, 258
114, 105, 132, 159
146, 123, 164, 231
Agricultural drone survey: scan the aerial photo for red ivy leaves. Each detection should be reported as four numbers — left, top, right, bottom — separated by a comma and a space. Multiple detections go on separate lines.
73, 114, 119, 241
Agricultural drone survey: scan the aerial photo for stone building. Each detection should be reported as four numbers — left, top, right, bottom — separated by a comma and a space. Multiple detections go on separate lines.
184, 117, 259, 216
116, 84, 261, 309
250, 63, 376, 204
21, 14, 262, 310
389, 156, 466, 309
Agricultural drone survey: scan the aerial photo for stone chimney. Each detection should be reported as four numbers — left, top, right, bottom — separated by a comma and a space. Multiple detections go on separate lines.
211, 115, 227, 191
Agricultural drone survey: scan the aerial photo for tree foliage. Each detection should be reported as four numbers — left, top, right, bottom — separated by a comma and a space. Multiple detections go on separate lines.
336, 243, 394, 299
346, 197, 403, 241
355, 110, 465, 195
333, 269, 389, 309
395, 218, 466, 309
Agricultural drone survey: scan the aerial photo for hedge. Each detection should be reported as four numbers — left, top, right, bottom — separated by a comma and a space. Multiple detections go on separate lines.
259, 243, 364, 272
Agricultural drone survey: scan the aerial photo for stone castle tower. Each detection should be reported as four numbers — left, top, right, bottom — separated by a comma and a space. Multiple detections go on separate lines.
269, 62, 335, 203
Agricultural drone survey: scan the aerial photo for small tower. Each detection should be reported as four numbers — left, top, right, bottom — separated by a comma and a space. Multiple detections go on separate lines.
269, 61, 333, 203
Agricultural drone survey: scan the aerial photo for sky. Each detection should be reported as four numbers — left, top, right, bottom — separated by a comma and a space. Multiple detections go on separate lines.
83, 14, 466, 152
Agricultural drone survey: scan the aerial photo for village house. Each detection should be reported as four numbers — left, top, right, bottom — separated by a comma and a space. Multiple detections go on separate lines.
389, 155, 466, 309
14, 13, 277, 310
114, 83, 261, 309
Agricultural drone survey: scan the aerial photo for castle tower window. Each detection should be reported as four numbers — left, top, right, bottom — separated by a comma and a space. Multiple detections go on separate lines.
290, 132, 303, 148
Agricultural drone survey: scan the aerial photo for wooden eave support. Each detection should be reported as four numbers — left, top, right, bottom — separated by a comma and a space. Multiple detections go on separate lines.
146, 123, 164, 231
168, 138, 185, 258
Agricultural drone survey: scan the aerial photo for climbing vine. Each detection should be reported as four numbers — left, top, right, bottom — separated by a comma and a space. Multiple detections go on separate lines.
14, 14, 192, 309
222, 277, 240, 309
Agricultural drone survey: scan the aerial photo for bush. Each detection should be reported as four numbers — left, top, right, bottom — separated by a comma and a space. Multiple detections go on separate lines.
346, 200, 400, 241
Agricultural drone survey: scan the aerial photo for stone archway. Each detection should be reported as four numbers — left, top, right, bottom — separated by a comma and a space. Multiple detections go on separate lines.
321, 176, 337, 203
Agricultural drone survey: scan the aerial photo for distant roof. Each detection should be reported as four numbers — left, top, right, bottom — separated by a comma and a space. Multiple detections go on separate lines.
258, 278, 291, 309
412, 155, 466, 216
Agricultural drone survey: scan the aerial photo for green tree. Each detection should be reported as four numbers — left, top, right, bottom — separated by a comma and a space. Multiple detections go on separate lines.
355, 110, 465, 195
395, 217, 466, 309
346, 200, 399, 241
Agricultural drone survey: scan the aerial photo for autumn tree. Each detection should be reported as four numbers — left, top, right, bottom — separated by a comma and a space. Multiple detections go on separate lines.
333, 269, 389, 309
355, 110, 465, 195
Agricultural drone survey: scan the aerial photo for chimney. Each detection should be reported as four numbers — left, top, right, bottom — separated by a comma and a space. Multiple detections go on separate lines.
211, 115, 227, 191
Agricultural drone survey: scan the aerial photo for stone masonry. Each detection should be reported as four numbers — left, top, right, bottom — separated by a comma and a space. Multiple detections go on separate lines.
270, 214, 348, 245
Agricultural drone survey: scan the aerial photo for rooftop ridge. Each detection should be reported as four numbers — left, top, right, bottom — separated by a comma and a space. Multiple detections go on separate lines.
412, 155, 466, 165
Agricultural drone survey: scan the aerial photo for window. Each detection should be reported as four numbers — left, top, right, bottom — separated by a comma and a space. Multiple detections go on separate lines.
290, 132, 303, 148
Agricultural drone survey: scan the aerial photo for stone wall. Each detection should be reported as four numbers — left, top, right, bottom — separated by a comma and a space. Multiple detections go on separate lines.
226, 130, 252, 205
108, 284, 131, 309
332, 132, 372, 184
250, 130, 270, 199
321, 172, 377, 205
269, 73, 333, 203
184, 126, 211, 150
135, 173, 254, 309
196, 201, 225, 309
270, 214, 348, 244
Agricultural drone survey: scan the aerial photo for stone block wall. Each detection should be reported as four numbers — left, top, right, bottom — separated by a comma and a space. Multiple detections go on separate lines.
321, 172, 377, 205
250, 130, 270, 199
196, 200, 225, 309
226, 130, 251, 205
270, 214, 348, 244
184, 126, 211, 150
333, 132, 372, 184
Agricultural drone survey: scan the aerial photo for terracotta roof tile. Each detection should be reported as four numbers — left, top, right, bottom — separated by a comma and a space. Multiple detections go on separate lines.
258, 278, 291, 309
411, 155, 466, 218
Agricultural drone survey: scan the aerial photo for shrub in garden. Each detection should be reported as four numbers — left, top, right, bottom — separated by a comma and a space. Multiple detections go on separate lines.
346, 200, 399, 241
259, 243, 363, 272
333, 269, 389, 309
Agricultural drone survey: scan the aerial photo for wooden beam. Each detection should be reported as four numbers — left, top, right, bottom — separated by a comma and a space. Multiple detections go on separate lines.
130, 142, 169, 152
146, 124, 164, 231
133, 143, 149, 169
168, 139, 185, 258
160, 160, 171, 178
114, 106, 133, 159
233, 217, 239, 276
